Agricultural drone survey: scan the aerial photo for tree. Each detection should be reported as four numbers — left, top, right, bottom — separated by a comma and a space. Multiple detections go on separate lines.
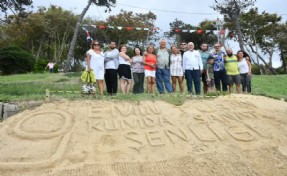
212, 0, 256, 51
0, 5, 78, 65
226, 8, 282, 74
168, 19, 217, 49
64, 0, 116, 72
0, 0, 33, 23
104, 10, 157, 46
273, 23, 287, 74
0, 46, 35, 75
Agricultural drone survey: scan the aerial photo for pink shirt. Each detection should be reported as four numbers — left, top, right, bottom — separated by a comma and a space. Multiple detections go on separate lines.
47, 63, 54, 69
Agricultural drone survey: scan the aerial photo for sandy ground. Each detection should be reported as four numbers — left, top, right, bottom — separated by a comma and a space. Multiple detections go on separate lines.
0, 94, 286, 176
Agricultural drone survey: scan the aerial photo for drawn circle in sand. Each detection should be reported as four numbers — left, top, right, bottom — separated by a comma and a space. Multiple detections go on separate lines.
13, 110, 74, 139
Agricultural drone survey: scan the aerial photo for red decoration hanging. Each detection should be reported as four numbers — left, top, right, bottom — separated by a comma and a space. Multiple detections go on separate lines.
197, 29, 203, 34
151, 27, 157, 31
99, 26, 106, 29
126, 27, 133, 30
175, 29, 181, 33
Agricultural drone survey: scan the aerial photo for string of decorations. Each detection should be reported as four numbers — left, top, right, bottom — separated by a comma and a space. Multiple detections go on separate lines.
81, 25, 235, 41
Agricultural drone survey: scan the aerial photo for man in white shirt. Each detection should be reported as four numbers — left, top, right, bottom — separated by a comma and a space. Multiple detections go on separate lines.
104, 41, 119, 95
182, 42, 203, 95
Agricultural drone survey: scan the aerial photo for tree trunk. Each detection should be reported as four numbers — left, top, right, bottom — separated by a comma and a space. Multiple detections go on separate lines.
233, 15, 245, 51
249, 44, 277, 75
244, 46, 259, 66
252, 34, 263, 75
280, 47, 287, 73
54, 31, 68, 63
64, 0, 92, 72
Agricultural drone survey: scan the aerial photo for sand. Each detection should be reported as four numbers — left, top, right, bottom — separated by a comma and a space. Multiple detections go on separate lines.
0, 94, 286, 176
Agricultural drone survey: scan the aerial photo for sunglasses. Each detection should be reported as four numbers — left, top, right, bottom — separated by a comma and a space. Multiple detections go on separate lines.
181, 43, 186, 45
93, 43, 100, 46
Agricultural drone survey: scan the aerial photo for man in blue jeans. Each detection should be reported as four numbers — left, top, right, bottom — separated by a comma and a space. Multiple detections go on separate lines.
211, 43, 228, 92
156, 39, 173, 94
183, 42, 203, 95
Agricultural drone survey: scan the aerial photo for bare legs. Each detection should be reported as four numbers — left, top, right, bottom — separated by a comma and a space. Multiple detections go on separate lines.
120, 79, 132, 94
97, 80, 104, 95
172, 76, 184, 94
229, 84, 241, 93
146, 76, 155, 94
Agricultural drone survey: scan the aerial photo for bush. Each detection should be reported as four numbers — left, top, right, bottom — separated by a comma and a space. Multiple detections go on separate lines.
0, 46, 35, 75
251, 64, 261, 75
34, 59, 60, 73
33, 59, 48, 73
275, 67, 286, 74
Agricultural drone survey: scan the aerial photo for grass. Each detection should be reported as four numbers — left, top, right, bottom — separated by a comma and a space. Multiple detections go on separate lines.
0, 72, 82, 102
0, 73, 286, 104
251, 75, 287, 100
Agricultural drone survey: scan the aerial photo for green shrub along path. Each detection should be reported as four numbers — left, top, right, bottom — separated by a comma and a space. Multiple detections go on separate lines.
0, 73, 286, 103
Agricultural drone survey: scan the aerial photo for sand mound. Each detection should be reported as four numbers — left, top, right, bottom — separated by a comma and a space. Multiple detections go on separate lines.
0, 94, 286, 176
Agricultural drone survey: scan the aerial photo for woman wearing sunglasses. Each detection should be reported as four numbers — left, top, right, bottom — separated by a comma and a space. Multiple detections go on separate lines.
86, 41, 105, 95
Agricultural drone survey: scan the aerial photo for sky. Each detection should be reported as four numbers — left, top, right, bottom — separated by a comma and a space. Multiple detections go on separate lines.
32, 0, 287, 31
32, 0, 287, 67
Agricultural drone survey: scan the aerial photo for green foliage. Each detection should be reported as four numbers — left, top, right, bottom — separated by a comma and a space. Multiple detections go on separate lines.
169, 19, 217, 48
89, 10, 157, 46
0, 46, 35, 75
0, 5, 78, 65
275, 67, 286, 75
0, 0, 33, 22
33, 59, 48, 73
126, 47, 134, 58
251, 64, 261, 75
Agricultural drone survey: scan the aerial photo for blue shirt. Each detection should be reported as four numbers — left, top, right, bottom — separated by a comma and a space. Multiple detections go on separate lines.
212, 51, 225, 71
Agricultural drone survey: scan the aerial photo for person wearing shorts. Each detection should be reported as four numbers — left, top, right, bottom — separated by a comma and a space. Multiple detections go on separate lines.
118, 44, 132, 94
143, 45, 157, 94
224, 49, 241, 93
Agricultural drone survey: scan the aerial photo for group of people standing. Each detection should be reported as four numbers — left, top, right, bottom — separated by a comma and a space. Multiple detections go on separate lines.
85, 39, 252, 96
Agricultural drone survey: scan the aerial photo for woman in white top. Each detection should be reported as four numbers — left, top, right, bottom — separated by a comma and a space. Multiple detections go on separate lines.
86, 41, 105, 95
237, 50, 252, 93
170, 46, 184, 93
118, 44, 132, 93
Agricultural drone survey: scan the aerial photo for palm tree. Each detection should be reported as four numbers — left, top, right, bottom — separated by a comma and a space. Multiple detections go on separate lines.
64, 0, 116, 72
